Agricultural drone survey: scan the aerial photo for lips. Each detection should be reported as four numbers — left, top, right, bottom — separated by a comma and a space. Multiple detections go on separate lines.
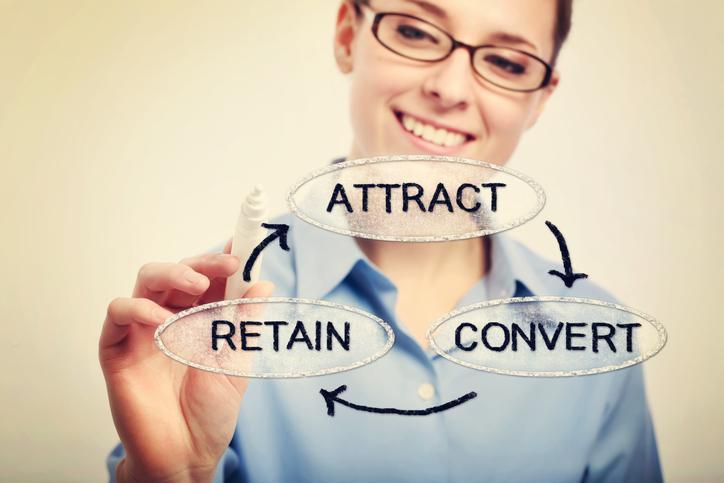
393, 109, 476, 154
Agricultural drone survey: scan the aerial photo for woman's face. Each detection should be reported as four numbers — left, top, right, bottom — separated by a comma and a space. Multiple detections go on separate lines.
335, 0, 560, 165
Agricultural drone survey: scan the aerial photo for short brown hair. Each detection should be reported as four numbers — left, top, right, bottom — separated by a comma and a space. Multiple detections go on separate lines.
352, 0, 573, 67
552, 0, 573, 65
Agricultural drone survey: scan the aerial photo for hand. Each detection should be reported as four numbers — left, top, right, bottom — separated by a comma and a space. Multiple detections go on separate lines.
99, 240, 274, 483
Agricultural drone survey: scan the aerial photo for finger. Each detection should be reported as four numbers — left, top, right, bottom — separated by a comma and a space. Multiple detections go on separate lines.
196, 279, 274, 304
166, 253, 240, 308
242, 280, 275, 298
100, 297, 173, 351
223, 237, 233, 254
133, 262, 209, 300
196, 278, 228, 306
197, 269, 271, 306
179, 253, 240, 280
232, 281, 276, 321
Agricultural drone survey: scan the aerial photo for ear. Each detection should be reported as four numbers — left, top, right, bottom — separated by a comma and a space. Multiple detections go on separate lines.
525, 70, 560, 129
334, 0, 359, 74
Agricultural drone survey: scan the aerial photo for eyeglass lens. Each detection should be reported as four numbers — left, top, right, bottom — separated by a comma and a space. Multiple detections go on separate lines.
375, 14, 548, 91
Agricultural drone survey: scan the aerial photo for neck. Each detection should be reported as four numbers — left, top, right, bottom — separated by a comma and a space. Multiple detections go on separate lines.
346, 145, 489, 287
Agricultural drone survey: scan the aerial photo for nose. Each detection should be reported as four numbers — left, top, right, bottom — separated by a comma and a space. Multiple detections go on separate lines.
421, 48, 475, 111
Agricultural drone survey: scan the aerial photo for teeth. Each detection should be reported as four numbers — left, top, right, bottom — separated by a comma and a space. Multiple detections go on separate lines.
400, 113, 467, 148
444, 131, 458, 147
413, 121, 424, 137
433, 128, 446, 145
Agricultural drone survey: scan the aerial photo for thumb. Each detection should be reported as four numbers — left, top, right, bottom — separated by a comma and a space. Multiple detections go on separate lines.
241, 280, 275, 298
223, 280, 275, 394
231, 281, 275, 330
223, 237, 233, 254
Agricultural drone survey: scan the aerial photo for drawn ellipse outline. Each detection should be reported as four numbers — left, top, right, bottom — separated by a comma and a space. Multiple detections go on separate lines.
154, 297, 395, 378
426, 296, 667, 377
287, 155, 546, 242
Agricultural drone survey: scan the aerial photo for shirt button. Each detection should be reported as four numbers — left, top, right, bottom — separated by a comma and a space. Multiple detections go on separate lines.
417, 383, 436, 400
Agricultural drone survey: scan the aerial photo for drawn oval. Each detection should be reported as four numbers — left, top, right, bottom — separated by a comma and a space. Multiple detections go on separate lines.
155, 297, 394, 378
427, 296, 667, 377
288, 155, 545, 242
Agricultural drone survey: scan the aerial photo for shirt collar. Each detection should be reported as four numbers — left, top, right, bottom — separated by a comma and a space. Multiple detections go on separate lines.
293, 156, 549, 300
292, 213, 368, 299
491, 232, 550, 297
292, 207, 545, 301
483, 233, 517, 300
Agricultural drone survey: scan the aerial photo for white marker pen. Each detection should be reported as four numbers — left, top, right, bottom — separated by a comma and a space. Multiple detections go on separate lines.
224, 185, 268, 300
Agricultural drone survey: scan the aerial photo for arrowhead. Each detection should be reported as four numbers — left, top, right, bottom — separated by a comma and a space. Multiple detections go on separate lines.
242, 223, 291, 283
319, 385, 347, 417
548, 269, 588, 288
261, 223, 290, 251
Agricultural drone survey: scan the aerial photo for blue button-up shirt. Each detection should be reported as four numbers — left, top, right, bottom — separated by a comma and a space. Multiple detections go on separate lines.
107, 210, 662, 483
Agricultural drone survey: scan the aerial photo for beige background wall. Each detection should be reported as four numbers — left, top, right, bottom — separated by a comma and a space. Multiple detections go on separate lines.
1, 0, 722, 481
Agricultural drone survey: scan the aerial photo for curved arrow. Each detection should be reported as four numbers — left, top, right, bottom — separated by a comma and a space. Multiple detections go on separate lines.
243, 223, 290, 282
320, 385, 477, 417
545, 220, 588, 288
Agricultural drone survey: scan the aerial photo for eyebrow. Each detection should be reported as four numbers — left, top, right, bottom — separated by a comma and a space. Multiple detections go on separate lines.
398, 0, 539, 52
487, 31, 538, 52
400, 0, 447, 20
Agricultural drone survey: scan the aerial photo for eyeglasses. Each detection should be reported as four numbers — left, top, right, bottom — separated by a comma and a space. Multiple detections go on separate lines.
356, 3, 553, 93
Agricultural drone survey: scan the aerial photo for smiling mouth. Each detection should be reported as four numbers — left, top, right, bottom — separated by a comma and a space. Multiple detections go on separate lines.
394, 110, 476, 148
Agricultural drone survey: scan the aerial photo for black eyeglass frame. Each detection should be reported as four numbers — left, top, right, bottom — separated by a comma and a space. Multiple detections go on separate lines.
361, 7, 554, 93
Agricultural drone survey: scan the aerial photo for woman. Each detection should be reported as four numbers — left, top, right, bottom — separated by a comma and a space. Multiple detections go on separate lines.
100, 1, 662, 481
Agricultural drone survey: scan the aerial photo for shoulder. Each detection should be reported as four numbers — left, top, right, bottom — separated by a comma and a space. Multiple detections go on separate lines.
500, 234, 622, 304
502, 235, 648, 390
